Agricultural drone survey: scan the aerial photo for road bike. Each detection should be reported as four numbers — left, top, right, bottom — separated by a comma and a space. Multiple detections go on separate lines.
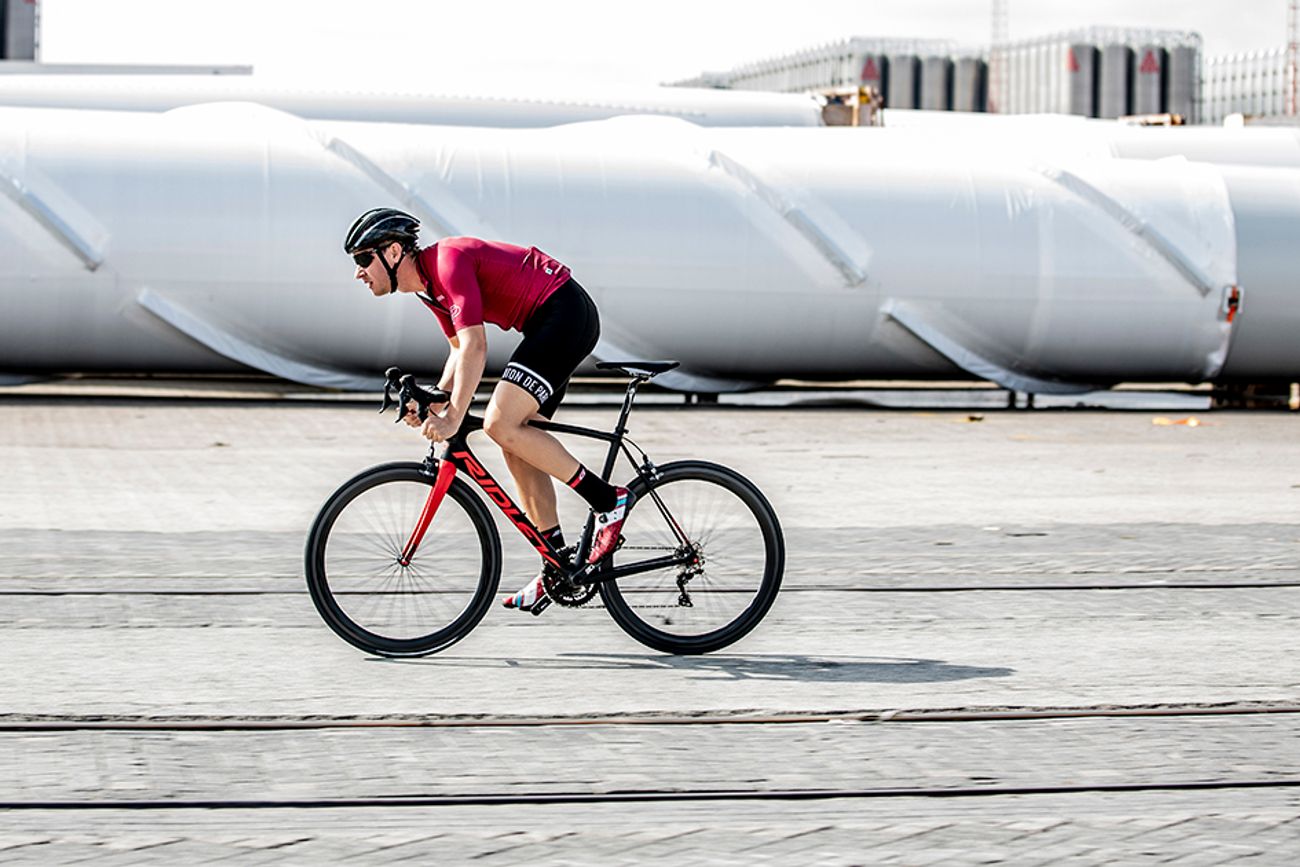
305, 362, 784, 657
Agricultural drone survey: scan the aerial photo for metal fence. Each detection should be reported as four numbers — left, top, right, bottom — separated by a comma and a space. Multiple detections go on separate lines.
1202, 49, 1291, 124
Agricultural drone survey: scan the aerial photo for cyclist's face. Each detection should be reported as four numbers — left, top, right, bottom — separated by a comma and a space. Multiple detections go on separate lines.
354, 243, 393, 295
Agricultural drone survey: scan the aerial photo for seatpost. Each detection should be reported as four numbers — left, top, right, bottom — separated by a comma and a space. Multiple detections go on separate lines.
613, 377, 643, 438
601, 377, 644, 479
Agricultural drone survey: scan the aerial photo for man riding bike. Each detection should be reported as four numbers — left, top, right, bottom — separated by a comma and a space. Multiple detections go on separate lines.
344, 208, 632, 614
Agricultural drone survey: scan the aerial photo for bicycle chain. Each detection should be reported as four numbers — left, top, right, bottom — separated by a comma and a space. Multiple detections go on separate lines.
542, 545, 700, 610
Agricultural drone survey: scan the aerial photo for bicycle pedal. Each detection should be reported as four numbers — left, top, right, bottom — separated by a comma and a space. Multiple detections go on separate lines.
529, 596, 552, 617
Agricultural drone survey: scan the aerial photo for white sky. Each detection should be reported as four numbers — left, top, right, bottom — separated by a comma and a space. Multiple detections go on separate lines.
36, 0, 1292, 92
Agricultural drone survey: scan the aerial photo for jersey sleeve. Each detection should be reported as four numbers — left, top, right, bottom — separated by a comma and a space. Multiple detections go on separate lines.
418, 295, 458, 340
435, 242, 485, 333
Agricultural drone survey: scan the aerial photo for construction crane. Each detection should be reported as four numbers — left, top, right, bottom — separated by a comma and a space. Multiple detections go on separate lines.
1289, 0, 1298, 115
988, 0, 1009, 113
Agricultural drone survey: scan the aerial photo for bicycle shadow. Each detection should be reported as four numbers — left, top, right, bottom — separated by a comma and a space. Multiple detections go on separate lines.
381, 653, 1013, 684
560, 653, 1014, 683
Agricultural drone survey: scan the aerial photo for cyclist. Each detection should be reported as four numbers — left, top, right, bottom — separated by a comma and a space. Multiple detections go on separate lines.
344, 208, 632, 613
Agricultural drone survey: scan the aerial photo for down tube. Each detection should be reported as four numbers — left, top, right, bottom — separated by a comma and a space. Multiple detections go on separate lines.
448, 448, 567, 568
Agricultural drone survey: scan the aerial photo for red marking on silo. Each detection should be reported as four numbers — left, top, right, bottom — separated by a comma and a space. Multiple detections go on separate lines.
861, 57, 881, 83
1140, 50, 1161, 74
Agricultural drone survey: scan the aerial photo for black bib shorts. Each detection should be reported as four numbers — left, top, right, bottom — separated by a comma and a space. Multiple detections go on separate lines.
500, 278, 600, 418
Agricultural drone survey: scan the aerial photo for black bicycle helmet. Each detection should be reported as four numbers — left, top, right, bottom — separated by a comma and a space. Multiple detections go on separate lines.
344, 208, 421, 295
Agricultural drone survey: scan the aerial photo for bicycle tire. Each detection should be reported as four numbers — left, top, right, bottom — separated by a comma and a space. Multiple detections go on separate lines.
305, 462, 501, 657
598, 460, 783, 655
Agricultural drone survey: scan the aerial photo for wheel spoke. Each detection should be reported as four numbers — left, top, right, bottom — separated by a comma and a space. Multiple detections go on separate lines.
599, 464, 782, 653
307, 469, 500, 656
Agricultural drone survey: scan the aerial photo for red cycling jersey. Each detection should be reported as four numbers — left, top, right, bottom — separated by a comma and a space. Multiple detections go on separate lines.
414, 237, 571, 339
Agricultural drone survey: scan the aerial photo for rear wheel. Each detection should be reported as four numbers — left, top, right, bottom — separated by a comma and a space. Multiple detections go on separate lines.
598, 461, 783, 654
305, 463, 501, 657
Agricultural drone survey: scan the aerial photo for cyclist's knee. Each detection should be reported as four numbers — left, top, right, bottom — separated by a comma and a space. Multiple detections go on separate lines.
483, 408, 523, 447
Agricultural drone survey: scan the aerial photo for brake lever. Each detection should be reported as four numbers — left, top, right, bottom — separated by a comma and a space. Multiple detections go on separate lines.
400, 374, 435, 422
379, 366, 403, 418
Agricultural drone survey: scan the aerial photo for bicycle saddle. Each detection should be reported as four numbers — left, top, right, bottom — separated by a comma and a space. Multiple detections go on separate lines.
595, 360, 680, 379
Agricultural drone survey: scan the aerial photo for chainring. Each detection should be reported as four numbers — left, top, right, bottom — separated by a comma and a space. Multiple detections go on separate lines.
542, 569, 598, 607
541, 546, 599, 608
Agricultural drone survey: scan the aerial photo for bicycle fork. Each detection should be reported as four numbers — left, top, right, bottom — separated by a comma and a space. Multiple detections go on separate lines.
398, 457, 458, 566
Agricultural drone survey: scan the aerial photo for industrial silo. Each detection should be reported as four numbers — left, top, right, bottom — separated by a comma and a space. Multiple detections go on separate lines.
920, 56, 954, 110
858, 52, 887, 94
953, 57, 986, 111
886, 55, 920, 108
1165, 44, 1198, 122
1133, 45, 1167, 114
1098, 44, 1134, 118
1067, 43, 1098, 117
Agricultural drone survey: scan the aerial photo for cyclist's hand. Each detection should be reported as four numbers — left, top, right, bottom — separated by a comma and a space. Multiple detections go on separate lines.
421, 410, 460, 443
403, 399, 447, 427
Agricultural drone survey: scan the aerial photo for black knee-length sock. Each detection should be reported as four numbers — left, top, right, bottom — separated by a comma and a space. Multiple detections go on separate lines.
566, 466, 618, 512
541, 525, 566, 552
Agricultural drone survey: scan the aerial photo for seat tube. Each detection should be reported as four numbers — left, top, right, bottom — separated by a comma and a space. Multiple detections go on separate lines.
601, 379, 640, 479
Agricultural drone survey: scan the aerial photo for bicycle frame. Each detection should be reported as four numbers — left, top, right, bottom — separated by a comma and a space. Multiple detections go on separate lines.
405, 377, 693, 585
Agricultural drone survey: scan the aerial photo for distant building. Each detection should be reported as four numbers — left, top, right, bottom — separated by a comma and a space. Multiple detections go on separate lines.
1, 0, 38, 61
673, 27, 1296, 126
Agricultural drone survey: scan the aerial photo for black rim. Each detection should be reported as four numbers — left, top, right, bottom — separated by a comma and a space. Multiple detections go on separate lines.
306, 466, 500, 656
599, 462, 783, 654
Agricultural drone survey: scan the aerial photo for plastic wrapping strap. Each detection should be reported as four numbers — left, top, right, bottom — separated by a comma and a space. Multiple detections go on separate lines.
706, 149, 868, 286
883, 299, 1107, 395
315, 132, 460, 240
137, 288, 377, 391
1035, 165, 1217, 298
0, 170, 103, 271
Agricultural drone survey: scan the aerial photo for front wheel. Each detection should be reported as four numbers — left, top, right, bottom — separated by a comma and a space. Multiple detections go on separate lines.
598, 461, 784, 654
305, 462, 501, 657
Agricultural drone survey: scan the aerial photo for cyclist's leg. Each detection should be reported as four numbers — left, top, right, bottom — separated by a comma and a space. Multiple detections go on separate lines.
483, 381, 579, 484
499, 408, 560, 530
487, 383, 579, 612
484, 277, 596, 491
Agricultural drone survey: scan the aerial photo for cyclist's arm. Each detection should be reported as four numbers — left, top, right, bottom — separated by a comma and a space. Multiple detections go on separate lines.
436, 334, 460, 394
404, 334, 461, 425
442, 325, 487, 426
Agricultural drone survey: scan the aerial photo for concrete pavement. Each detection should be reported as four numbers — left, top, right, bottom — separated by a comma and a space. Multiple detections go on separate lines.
1, 394, 1298, 863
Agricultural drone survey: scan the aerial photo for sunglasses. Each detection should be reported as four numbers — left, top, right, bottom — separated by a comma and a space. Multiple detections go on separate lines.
352, 249, 379, 268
